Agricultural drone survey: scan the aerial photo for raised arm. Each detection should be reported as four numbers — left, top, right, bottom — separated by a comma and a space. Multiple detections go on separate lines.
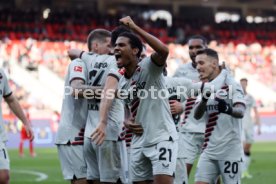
120, 16, 169, 66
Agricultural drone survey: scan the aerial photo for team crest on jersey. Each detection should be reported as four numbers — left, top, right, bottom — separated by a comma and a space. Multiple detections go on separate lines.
74, 66, 83, 72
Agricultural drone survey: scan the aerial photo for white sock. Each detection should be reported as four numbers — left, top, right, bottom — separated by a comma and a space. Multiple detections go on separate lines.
244, 154, 251, 171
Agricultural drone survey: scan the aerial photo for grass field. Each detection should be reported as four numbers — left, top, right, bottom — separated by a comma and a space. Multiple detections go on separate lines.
8, 142, 276, 184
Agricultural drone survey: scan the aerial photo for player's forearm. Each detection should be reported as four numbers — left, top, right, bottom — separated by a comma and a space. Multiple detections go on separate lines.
99, 76, 118, 124
254, 108, 260, 125
194, 101, 207, 120
6, 95, 29, 125
131, 24, 169, 61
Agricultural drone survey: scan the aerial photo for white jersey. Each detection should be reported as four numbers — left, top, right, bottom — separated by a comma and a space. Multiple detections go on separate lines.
173, 62, 206, 133
0, 69, 12, 142
55, 59, 88, 145
81, 52, 124, 140
173, 62, 199, 81
165, 77, 186, 126
242, 94, 256, 129
200, 73, 245, 160
119, 57, 178, 148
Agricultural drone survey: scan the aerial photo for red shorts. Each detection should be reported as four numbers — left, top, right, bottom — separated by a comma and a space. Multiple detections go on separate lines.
21, 127, 29, 140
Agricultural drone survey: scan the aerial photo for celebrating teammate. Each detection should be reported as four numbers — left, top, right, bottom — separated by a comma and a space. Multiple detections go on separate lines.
194, 48, 245, 184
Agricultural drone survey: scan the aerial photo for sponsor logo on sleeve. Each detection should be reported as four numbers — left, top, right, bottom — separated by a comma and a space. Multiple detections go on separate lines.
74, 66, 83, 72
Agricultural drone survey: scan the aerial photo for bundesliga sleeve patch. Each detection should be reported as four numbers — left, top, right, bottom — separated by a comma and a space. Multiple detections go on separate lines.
74, 66, 83, 72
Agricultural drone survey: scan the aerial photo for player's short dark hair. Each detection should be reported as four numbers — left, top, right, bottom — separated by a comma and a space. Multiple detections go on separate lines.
111, 26, 131, 47
87, 29, 111, 51
240, 78, 248, 82
188, 35, 208, 46
118, 32, 143, 58
196, 48, 219, 60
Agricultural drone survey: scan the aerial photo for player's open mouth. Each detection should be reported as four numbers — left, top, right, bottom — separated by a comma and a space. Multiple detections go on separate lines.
114, 53, 122, 61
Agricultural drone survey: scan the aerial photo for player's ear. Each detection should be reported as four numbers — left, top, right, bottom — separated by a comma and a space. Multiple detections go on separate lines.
93, 42, 98, 52
132, 48, 139, 56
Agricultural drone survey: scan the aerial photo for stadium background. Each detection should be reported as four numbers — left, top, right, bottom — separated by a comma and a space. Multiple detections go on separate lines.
0, 0, 275, 183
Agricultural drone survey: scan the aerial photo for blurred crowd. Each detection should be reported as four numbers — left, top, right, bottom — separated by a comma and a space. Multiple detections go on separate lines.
0, 8, 275, 112
0, 8, 275, 44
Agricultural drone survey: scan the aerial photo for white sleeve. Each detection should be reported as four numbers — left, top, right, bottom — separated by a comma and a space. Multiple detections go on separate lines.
142, 56, 164, 77
69, 58, 87, 84
232, 83, 246, 106
108, 68, 123, 82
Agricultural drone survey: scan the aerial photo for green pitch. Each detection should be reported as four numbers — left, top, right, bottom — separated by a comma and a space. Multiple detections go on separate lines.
8, 142, 276, 184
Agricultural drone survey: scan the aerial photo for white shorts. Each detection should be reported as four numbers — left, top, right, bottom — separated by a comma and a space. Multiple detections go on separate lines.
84, 137, 121, 183
118, 140, 129, 184
179, 132, 204, 164
0, 142, 9, 170
242, 126, 254, 144
57, 144, 87, 180
174, 158, 188, 184
195, 153, 241, 184
130, 139, 178, 182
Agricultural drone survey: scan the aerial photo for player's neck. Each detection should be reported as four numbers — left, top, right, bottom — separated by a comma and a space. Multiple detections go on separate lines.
209, 67, 221, 81
124, 59, 138, 79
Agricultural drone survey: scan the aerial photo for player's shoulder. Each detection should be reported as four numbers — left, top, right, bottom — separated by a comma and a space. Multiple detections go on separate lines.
71, 58, 83, 64
173, 62, 195, 76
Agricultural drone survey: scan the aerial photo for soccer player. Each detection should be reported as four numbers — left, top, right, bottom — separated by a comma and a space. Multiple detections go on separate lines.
0, 69, 34, 184
74, 30, 125, 183
55, 29, 111, 184
173, 35, 208, 177
240, 78, 261, 179
91, 16, 178, 184
193, 48, 245, 184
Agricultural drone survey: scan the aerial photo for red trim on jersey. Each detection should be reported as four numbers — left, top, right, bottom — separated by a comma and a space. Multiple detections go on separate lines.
78, 132, 84, 136
71, 141, 84, 145
185, 110, 191, 115
209, 112, 219, 117
206, 122, 217, 128
186, 101, 196, 106
185, 106, 193, 111
208, 116, 218, 122
187, 98, 196, 102
221, 85, 229, 90
205, 127, 214, 133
